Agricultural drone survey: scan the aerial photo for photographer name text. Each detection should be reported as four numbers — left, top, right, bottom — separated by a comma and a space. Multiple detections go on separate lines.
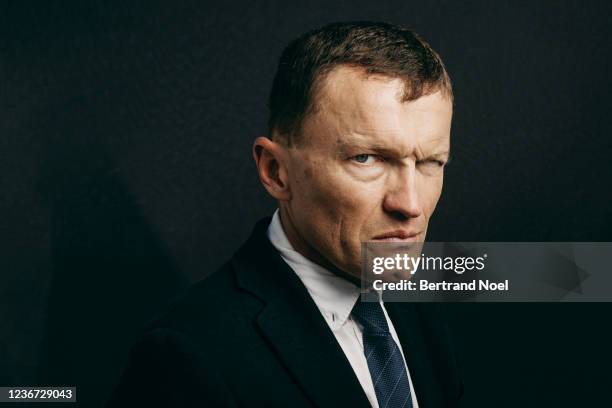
373, 279, 509, 291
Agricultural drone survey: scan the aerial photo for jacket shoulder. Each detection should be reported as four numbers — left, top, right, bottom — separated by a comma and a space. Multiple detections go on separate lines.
142, 260, 259, 338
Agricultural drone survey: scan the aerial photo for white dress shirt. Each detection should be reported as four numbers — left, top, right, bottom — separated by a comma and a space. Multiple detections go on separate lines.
267, 210, 419, 408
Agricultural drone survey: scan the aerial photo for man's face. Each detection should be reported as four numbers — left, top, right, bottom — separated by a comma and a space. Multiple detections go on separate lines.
283, 66, 453, 278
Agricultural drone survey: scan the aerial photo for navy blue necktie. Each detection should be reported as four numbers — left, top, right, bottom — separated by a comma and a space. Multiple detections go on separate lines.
352, 300, 413, 408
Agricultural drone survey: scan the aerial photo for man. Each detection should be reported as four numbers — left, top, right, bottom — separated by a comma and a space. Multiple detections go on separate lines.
108, 21, 463, 407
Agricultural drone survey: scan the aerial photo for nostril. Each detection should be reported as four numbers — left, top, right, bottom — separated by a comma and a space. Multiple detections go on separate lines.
389, 211, 409, 222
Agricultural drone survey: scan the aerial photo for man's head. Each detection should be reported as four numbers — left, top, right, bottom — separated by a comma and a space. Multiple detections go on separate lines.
254, 21, 453, 281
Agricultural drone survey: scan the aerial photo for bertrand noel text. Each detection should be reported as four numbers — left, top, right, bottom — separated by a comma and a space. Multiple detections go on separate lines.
373, 279, 510, 291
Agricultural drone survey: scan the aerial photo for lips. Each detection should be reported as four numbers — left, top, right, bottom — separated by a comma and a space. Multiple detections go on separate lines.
371, 230, 420, 241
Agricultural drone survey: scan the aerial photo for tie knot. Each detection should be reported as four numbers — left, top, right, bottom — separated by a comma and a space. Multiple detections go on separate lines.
351, 300, 390, 334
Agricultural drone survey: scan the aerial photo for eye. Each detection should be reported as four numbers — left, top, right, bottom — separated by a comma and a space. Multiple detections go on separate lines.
417, 158, 446, 167
351, 154, 381, 165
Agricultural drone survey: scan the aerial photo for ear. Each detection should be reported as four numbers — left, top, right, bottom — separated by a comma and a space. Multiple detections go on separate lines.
252, 136, 291, 201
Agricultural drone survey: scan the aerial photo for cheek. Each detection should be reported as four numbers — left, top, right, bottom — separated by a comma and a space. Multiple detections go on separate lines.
418, 174, 444, 216
298, 160, 372, 210
292, 160, 380, 241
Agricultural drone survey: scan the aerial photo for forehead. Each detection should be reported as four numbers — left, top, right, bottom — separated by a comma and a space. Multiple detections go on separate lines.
307, 66, 452, 150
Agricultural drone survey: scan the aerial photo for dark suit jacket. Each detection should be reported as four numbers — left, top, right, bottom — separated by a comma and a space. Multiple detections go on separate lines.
107, 217, 463, 407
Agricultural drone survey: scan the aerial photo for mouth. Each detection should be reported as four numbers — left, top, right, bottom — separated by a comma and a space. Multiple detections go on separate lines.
371, 230, 420, 242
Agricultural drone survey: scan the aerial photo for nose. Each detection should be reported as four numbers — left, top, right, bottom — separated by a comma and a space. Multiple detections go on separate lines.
382, 165, 423, 220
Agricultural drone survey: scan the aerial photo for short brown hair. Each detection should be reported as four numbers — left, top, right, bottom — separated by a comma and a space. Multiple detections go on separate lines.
268, 21, 453, 145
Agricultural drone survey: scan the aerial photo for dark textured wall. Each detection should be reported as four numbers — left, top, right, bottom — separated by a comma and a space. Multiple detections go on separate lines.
1, 1, 611, 406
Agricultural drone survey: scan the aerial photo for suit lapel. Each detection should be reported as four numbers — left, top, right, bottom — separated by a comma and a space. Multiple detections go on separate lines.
255, 298, 370, 408
233, 218, 371, 408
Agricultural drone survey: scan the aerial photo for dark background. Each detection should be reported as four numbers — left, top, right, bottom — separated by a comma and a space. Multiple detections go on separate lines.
1, 1, 611, 406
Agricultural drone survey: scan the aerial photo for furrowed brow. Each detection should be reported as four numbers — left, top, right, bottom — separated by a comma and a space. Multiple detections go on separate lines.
336, 139, 404, 157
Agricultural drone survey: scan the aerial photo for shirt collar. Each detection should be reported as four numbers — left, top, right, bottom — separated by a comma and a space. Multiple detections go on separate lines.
267, 209, 361, 330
